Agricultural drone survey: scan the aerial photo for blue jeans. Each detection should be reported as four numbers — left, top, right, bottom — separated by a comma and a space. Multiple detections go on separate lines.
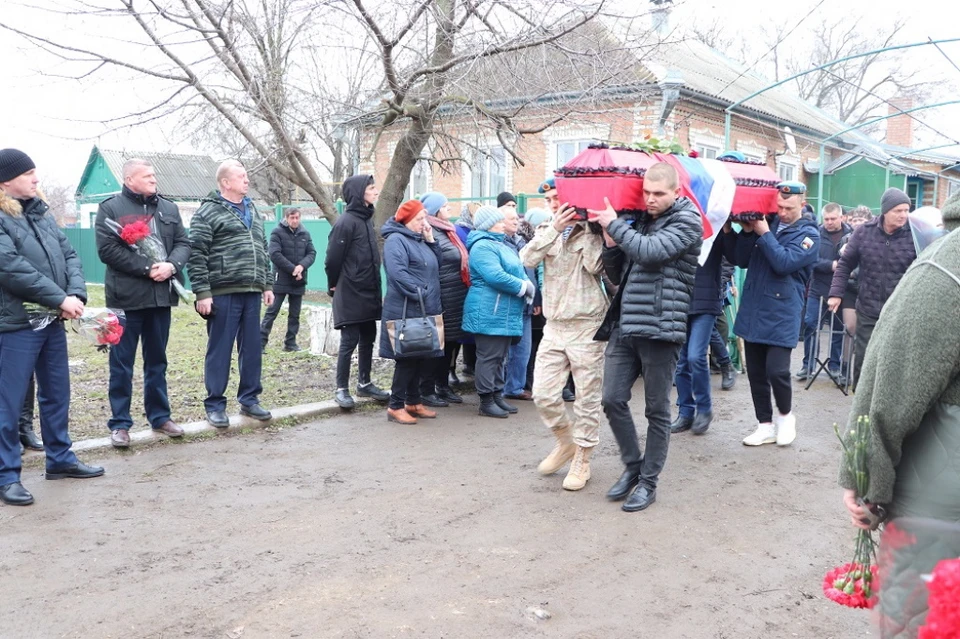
0, 324, 78, 485
801, 295, 843, 372
108, 308, 172, 430
204, 293, 264, 413
675, 314, 717, 418
504, 314, 532, 396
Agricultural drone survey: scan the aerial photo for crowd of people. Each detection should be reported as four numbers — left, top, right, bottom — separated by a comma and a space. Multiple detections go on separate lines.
0, 143, 950, 516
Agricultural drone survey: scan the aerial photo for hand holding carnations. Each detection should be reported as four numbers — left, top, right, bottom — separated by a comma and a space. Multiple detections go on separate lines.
59, 295, 85, 319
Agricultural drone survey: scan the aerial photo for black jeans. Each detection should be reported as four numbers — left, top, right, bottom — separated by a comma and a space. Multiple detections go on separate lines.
853, 312, 878, 388
390, 358, 426, 409
420, 343, 458, 396
336, 320, 376, 389
474, 335, 512, 395
601, 329, 680, 490
743, 341, 792, 423
260, 292, 303, 349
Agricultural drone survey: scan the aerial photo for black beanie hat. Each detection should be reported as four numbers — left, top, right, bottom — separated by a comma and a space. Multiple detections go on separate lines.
0, 149, 36, 183
880, 187, 911, 215
496, 191, 516, 208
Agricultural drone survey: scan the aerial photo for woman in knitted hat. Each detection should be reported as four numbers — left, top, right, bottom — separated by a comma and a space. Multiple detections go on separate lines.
828, 188, 917, 387
462, 206, 533, 418
379, 200, 444, 424
417, 192, 470, 407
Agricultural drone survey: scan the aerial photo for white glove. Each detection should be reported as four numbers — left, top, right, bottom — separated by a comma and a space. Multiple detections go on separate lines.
517, 280, 535, 298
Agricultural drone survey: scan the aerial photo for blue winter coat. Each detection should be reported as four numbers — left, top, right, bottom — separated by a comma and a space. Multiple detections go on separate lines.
462, 230, 529, 337
505, 234, 539, 317
378, 219, 443, 359
724, 216, 820, 348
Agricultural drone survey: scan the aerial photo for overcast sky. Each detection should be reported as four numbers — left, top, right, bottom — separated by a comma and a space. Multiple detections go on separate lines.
2, 0, 959, 187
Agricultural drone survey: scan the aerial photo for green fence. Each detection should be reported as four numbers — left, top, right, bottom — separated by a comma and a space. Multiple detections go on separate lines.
65, 219, 334, 292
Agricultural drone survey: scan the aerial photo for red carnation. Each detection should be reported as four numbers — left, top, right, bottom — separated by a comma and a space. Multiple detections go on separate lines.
119, 220, 151, 245
918, 558, 960, 638
688, 149, 699, 158
823, 562, 878, 609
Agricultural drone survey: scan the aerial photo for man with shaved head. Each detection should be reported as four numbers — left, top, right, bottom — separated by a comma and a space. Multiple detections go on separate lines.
589, 161, 703, 513
188, 160, 274, 428
95, 158, 191, 448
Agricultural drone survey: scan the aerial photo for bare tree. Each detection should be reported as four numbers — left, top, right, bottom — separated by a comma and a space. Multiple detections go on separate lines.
3, 0, 640, 224
40, 180, 78, 227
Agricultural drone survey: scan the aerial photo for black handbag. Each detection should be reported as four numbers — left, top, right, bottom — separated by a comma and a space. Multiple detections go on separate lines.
386, 291, 444, 358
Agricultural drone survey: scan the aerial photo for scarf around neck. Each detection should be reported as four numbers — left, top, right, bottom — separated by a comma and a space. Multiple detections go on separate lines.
428, 216, 470, 286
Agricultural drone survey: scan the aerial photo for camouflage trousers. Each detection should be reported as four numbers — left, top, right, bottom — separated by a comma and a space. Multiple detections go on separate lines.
532, 321, 605, 448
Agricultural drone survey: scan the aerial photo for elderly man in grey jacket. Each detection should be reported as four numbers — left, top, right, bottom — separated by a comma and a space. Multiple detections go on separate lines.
589, 162, 702, 514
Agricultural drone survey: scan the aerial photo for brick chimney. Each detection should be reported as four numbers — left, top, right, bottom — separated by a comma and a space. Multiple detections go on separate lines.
885, 97, 914, 148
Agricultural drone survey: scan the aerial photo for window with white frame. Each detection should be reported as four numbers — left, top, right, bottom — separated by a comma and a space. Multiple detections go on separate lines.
470, 146, 506, 200
742, 152, 764, 164
404, 157, 430, 200
949, 180, 960, 198
778, 160, 798, 182
555, 139, 596, 169
696, 143, 721, 160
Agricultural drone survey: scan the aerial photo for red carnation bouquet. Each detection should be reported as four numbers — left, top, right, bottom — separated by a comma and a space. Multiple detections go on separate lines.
22, 304, 125, 351
104, 217, 191, 304
825, 415, 880, 609
918, 557, 960, 638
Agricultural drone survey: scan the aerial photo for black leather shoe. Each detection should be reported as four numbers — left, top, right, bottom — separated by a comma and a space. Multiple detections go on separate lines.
0, 481, 34, 505
335, 390, 356, 410
691, 411, 713, 435
670, 415, 694, 434
421, 393, 449, 408
479, 393, 509, 419
240, 403, 272, 421
493, 393, 518, 414
356, 383, 390, 403
437, 386, 463, 404
606, 470, 640, 501
448, 370, 462, 387
19, 427, 43, 451
283, 344, 302, 352
45, 461, 105, 480
622, 484, 656, 512
562, 388, 576, 402
207, 410, 230, 428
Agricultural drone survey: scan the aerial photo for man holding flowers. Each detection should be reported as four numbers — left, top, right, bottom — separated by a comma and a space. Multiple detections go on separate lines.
95, 159, 191, 448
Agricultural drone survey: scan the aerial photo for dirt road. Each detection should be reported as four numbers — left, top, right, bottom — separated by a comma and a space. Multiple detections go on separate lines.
1, 369, 870, 638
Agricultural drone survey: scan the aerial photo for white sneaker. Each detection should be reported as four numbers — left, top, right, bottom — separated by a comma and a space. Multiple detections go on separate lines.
743, 422, 777, 446
775, 412, 796, 446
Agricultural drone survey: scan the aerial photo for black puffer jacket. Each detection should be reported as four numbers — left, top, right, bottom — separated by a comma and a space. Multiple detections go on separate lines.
95, 186, 191, 310
595, 197, 703, 343
688, 238, 736, 316
808, 222, 852, 299
324, 175, 382, 328
432, 229, 468, 341
0, 192, 87, 332
269, 220, 317, 294
829, 216, 916, 319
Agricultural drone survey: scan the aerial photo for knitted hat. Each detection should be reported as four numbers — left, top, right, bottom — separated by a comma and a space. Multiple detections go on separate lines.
395, 199, 425, 225
473, 205, 505, 231
942, 191, 960, 232
0, 149, 36, 183
881, 187, 911, 215
524, 208, 552, 229
419, 192, 448, 217
496, 191, 517, 208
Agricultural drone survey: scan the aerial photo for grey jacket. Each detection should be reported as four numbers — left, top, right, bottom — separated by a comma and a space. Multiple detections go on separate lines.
0, 191, 87, 332
595, 197, 703, 344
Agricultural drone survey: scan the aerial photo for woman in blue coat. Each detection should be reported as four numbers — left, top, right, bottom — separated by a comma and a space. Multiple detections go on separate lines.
462, 206, 533, 418
379, 200, 443, 424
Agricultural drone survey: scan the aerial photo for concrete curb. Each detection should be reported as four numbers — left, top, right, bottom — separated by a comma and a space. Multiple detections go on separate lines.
56, 397, 376, 455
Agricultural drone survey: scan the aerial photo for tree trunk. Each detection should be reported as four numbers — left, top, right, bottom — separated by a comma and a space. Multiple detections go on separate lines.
376, 115, 433, 226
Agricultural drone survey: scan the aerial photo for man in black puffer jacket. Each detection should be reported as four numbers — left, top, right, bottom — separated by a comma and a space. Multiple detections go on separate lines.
828, 187, 917, 386
260, 207, 316, 353
95, 158, 191, 448
0, 149, 105, 506
591, 162, 703, 514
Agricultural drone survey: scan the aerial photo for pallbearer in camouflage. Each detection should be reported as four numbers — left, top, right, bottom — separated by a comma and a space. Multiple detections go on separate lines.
520, 179, 609, 491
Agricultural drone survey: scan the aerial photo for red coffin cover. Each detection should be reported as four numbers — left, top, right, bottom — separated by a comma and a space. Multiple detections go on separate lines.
553, 147, 780, 218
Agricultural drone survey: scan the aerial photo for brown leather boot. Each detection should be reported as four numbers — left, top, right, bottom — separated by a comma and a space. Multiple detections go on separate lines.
537, 425, 576, 475
387, 408, 417, 424
405, 404, 437, 419
562, 446, 593, 491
